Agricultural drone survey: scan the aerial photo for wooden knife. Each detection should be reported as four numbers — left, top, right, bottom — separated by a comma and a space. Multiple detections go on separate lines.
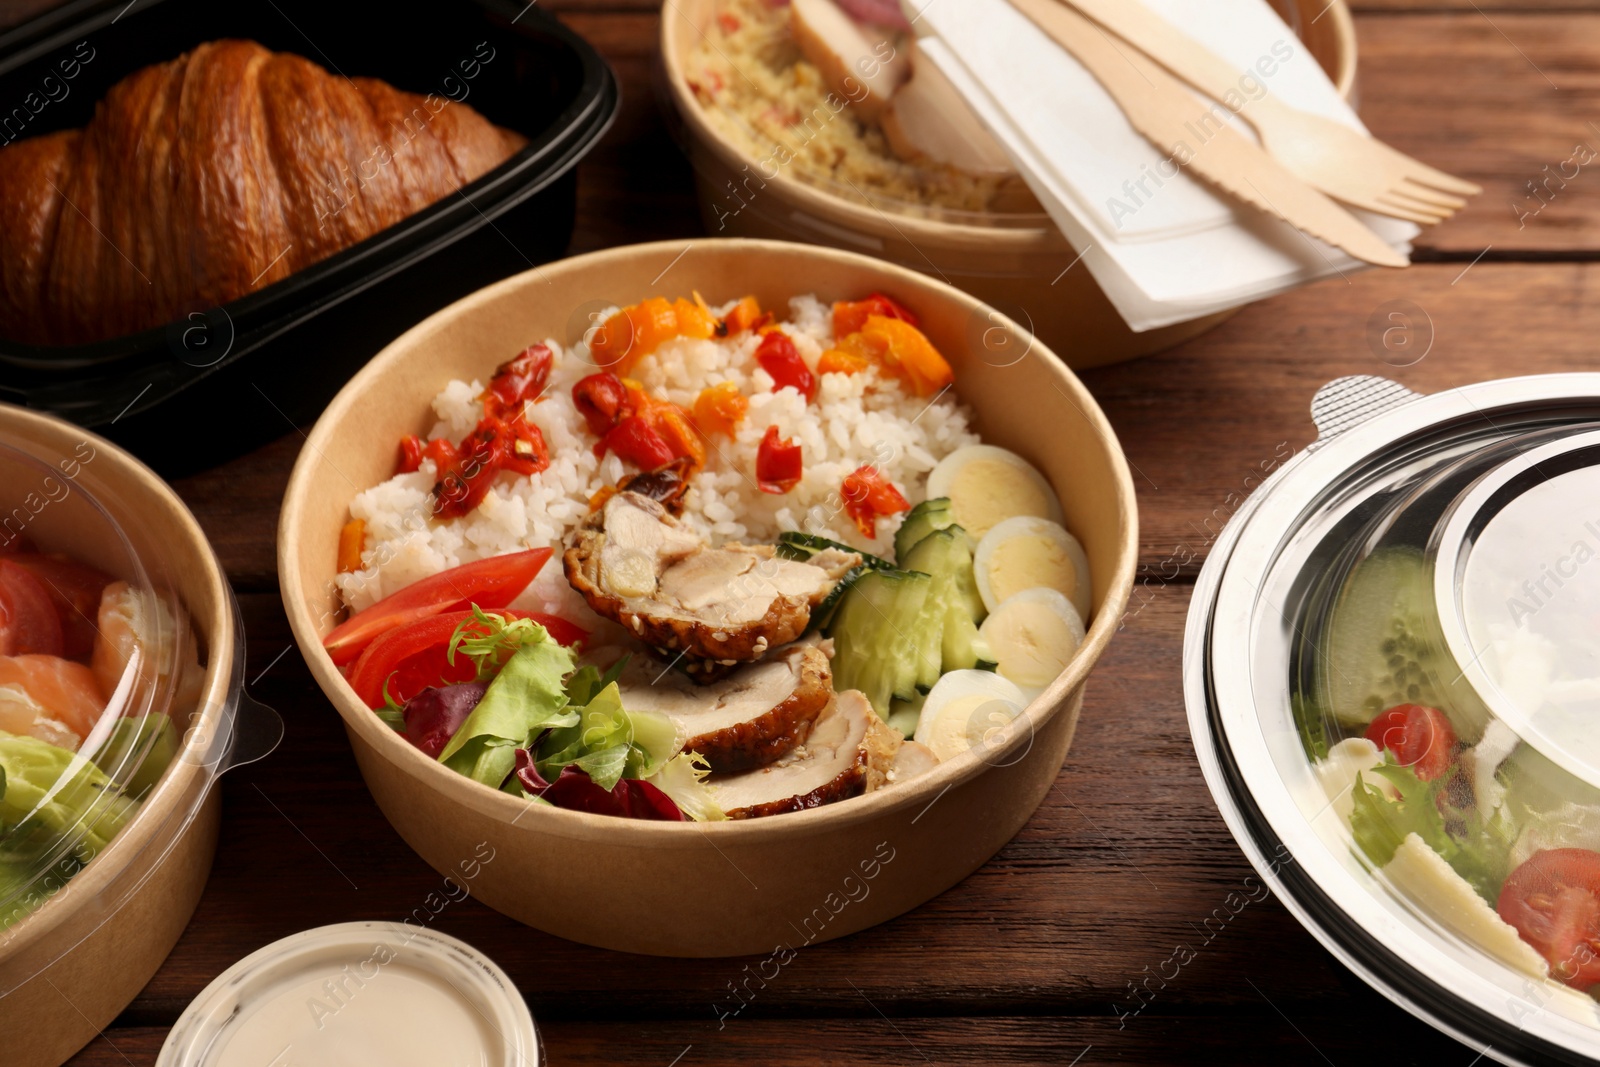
1006, 0, 1408, 268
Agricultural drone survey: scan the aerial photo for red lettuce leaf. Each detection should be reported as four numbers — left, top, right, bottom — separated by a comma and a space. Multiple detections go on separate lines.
514, 754, 683, 821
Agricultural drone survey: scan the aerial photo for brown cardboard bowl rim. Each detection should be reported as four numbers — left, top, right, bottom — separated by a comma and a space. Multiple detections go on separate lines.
0, 405, 236, 966
279, 237, 1138, 846
659, 0, 1357, 249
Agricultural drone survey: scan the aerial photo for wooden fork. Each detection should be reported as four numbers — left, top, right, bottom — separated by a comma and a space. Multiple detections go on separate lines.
1055, 0, 1481, 224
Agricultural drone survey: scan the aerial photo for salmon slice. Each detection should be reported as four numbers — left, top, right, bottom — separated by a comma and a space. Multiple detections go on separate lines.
0, 654, 106, 750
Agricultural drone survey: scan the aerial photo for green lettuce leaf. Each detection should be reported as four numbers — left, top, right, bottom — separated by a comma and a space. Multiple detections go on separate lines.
647, 751, 725, 822
438, 629, 579, 786
1351, 762, 1513, 903
0, 730, 140, 895
449, 607, 566, 682
90, 714, 178, 797
534, 682, 682, 792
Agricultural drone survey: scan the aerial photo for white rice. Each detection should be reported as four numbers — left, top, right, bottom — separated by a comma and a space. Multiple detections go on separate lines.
336, 294, 981, 618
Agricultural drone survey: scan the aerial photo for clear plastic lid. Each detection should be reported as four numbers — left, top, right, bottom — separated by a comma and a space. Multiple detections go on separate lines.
1189, 376, 1600, 1063
0, 405, 278, 993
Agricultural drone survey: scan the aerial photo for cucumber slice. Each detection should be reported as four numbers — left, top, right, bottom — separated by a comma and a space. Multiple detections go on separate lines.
1320, 545, 1487, 740
777, 531, 893, 569
828, 567, 933, 718
778, 532, 894, 632
901, 525, 991, 675
888, 696, 924, 739
894, 497, 958, 563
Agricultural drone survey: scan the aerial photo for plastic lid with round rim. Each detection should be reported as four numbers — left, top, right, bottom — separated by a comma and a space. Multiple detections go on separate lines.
158, 922, 541, 1067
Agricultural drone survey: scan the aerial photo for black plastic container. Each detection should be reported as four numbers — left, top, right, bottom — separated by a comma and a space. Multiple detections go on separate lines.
0, 0, 618, 474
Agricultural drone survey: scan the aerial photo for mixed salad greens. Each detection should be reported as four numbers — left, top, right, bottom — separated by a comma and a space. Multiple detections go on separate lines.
333, 568, 724, 822
1303, 545, 1600, 992
0, 547, 193, 929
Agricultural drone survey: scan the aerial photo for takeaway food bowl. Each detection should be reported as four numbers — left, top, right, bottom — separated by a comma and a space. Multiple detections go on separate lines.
0, 404, 278, 1067
1187, 374, 1600, 1064
659, 0, 1358, 370
279, 237, 1137, 957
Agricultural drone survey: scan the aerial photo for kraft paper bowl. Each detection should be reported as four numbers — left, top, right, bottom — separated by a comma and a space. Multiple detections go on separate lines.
660, 0, 1358, 369
279, 238, 1138, 957
0, 405, 275, 1067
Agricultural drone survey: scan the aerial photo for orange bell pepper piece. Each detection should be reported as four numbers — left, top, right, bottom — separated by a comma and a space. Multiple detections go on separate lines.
817, 348, 871, 376
590, 296, 718, 376
337, 519, 365, 574
858, 315, 954, 397
721, 296, 768, 335
648, 402, 708, 471
693, 381, 749, 437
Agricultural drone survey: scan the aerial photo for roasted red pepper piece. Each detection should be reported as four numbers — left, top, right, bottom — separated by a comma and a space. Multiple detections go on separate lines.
600, 416, 677, 470
424, 437, 460, 471
434, 419, 506, 519
573, 372, 631, 436
396, 434, 425, 474
485, 343, 554, 416
756, 425, 803, 494
755, 331, 816, 402
841, 465, 911, 539
498, 416, 551, 477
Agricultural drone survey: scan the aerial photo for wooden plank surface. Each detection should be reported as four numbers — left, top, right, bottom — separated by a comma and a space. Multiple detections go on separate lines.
0, 0, 1582, 1063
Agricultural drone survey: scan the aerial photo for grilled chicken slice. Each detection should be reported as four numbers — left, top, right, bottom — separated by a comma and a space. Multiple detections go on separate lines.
710, 689, 875, 819
564, 492, 859, 663
614, 644, 834, 774
862, 714, 939, 792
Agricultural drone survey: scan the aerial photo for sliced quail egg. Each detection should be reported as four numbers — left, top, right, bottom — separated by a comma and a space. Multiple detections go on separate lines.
925, 445, 1063, 541
914, 669, 1028, 762
973, 515, 1091, 619
978, 587, 1085, 693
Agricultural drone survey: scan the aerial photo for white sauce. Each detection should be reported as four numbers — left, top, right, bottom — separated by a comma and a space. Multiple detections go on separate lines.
159, 923, 537, 1067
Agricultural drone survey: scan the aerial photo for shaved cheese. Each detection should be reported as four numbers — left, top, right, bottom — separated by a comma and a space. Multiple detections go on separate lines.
1386, 833, 1549, 979
1312, 737, 1386, 824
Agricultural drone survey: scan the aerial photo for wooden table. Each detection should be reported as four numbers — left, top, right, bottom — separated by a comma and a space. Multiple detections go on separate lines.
33, 0, 1597, 1062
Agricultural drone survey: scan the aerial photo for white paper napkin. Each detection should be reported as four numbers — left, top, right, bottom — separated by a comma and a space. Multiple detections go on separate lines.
906, 0, 1418, 331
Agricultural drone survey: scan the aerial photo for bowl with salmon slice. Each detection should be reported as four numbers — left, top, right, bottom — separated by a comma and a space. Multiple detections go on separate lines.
279, 237, 1137, 956
0, 404, 280, 1067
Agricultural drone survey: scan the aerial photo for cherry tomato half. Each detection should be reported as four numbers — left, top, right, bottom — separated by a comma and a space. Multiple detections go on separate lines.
1499, 849, 1600, 989
1364, 703, 1457, 782
347, 607, 587, 709
322, 548, 552, 666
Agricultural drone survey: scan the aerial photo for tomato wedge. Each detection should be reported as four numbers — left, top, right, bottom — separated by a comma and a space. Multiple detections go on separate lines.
3, 552, 112, 659
1364, 703, 1457, 782
347, 607, 587, 709
322, 548, 552, 666
1498, 849, 1600, 989
0, 560, 64, 657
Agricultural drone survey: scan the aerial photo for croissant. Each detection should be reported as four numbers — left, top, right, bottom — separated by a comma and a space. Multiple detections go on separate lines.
0, 40, 528, 347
